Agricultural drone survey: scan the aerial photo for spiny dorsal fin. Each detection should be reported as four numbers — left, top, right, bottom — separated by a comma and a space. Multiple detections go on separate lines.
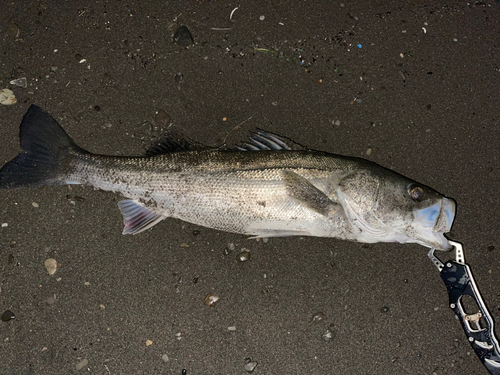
145, 130, 206, 156
236, 129, 304, 151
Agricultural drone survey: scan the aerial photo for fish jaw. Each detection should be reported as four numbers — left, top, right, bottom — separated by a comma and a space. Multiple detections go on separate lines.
412, 197, 456, 250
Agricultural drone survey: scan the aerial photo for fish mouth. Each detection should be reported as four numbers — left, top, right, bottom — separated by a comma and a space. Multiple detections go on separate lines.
414, 197, 456, 250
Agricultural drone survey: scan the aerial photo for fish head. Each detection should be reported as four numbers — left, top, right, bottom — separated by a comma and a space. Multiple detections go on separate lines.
337, 168, 456, 250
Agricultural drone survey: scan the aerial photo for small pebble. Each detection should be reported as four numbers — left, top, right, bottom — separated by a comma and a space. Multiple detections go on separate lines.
161, 353, 169, 362
244, 360, 258, 373
146, 339, 153, 346
1, 223, 7, 227
227, 243, 235, 251
75, 358, 88, 371
322, 329, 333, 342
6, 22, 20, 39
44, 258, 57, 275
366, 148, 372, 156
262, 238, 269, 243
155, 110, 171, 126
311, 312, 327, 323
237, 250, 251, 262
228, 326, 237, 331
173, 26, 194, 46
32, 202, 39, 208
334, 120, 341, 126
175, 72, 184, 83
0, 89, 17, 105
1, 310, 15, 322
46, 295, 57, 305
204, 294, 221, 307
259, 15, 265, 20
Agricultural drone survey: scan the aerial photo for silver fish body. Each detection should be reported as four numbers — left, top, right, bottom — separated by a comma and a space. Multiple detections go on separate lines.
0, 105, 455, 250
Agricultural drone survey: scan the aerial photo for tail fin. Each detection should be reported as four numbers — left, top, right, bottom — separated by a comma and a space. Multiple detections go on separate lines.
0, 105, 85, 189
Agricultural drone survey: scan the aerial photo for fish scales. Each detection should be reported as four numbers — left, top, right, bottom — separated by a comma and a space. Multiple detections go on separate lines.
67, 149, 355, 237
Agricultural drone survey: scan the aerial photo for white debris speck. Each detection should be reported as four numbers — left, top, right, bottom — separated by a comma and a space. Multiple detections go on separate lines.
204, 293, 221, 306
322, 329, 334, 342
366, 148, 372, 156
259, 15, 265, 21
84, 281, 90, 286
228, 326, 237, 331
400, 53, 404, 58
10, 77, 27, 88
422, 27, 427, 34
1, 223, 7, 228
334, 120, 341, 126
32, 202, 39, 208
230, 7, 238, 20
79, 59, 86, 63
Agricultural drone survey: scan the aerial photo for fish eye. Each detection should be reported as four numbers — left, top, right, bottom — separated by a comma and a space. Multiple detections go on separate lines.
408, 185, 424, 202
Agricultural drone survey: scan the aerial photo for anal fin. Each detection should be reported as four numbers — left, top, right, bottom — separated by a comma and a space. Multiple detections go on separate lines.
118, 200, 166, 235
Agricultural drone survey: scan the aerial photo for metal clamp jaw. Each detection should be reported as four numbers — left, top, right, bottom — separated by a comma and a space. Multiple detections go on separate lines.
429, 241, 500, 374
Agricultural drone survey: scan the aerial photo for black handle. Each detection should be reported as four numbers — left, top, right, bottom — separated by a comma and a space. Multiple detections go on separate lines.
440, 261, 500, 374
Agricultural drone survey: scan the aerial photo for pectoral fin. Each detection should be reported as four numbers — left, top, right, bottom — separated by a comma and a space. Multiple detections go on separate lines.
118, 200, 166, 234
282, 170, 339, 216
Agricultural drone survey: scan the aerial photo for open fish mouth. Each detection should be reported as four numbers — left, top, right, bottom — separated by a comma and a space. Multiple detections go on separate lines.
414, 197, 456, 250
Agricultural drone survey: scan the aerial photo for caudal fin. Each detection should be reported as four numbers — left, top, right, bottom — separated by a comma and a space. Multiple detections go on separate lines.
0, 105, 85, 189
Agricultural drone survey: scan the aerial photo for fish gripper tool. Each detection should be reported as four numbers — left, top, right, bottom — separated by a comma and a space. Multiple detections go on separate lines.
429, 240, 500, 374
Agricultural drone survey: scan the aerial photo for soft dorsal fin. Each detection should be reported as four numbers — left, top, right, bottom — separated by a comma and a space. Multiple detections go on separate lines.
145, 130, 206, 156
236, 130, 293, 151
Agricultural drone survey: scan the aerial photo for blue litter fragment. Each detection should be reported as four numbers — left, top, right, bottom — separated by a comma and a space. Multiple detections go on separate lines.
357, 44, 362, 49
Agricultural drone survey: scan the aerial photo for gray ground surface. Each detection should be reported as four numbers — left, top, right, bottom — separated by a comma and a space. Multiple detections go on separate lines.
0, 1, 499, 374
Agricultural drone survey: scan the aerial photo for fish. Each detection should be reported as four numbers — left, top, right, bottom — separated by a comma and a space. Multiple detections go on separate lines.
0, 105, 455, 250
